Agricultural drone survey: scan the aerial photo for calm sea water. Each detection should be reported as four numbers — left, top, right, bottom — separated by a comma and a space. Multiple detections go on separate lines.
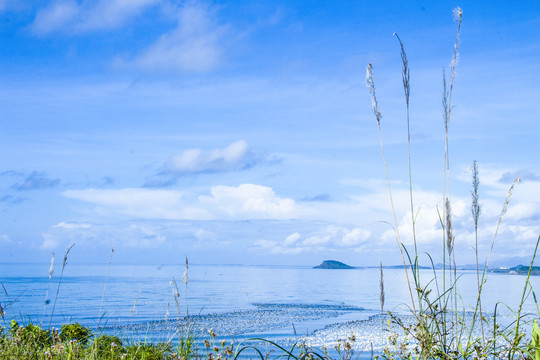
1, 263, 538, 354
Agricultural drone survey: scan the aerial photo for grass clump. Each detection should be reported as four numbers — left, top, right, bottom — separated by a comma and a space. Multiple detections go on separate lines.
0, 321, 180, 359
367, 7, 540, 360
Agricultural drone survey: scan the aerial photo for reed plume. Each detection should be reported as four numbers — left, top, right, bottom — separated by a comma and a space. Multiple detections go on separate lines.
394, 33, 418, 261
486, 177, 520, 268
183, 257, 189, 317
49, 243, 74, 329
170, 278, 181, 318
40, 252, 54, 327
379, 262, 385, 314
441, 9, 462, 335
445, 198, 453, 256
471, 160, 485, 343
130, 288, 141, 316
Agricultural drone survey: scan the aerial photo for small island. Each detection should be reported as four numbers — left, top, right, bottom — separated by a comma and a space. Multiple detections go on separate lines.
313, 260, 355, 269
492, 265, 540, 276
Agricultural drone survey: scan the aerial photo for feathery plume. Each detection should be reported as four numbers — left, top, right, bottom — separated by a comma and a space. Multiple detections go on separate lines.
49, 243, 74, 329
183, 257, 189, 284
130, 288, 141, 316
471, 161, 480, 228
450, 7, 462, 83
393, 33, 410, 107
49, 253, 55, 279
501, 178, 520, 218
380, 262, 385, 314
445, 198, 454, 255
40, 252, 55, 327
170, 279, 180, 299
366, 64, 382, 125
170, 278, 181, 317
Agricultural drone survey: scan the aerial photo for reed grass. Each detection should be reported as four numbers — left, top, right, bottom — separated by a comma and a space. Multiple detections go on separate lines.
367, 7, 540, 360
48, 243, 74, 330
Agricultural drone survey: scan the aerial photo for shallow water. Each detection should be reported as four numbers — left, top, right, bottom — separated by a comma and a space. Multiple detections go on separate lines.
1, 263, 538, 356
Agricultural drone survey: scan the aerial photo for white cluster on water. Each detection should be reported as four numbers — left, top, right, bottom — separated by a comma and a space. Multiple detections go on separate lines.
105, 302, 519, 358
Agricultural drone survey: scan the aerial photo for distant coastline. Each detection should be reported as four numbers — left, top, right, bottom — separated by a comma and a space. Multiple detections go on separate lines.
313, 260, 540, 275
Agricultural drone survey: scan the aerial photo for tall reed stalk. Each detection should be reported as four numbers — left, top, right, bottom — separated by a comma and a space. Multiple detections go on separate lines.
366, 63, 417, 317
441, 7, 462, 346
471, 161, 485, 345
48, 243, 74, 330
40, 252, 54, 327
96, 247, 114, 330
366, 7, 537, 359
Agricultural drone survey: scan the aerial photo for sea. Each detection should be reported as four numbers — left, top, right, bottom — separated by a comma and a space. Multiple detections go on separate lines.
1, 263, 539, 357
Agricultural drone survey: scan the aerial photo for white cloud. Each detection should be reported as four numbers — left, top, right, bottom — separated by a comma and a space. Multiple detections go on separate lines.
506, 202, 540, 221
284, 232, 300, 246
127, 1, 228, 72
165, 140, 251, 173
63, 187, 197, 219
253, 225, 372, 255
53, 221, 91, 229
31, 1, 79, 34
63, 184, 296, 220
199, 184, 296, 219
30, 0, 159, 35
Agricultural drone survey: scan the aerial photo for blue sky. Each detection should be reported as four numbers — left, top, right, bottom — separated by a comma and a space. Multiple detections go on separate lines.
0, 0, 539, 266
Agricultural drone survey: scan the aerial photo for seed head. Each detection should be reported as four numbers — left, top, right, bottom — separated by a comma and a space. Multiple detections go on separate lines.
366, 64, 382, 125
445, 198, 454, 254
49, 253, 55, 279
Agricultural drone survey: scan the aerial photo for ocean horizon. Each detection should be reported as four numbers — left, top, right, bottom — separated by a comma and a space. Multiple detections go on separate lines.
2, 262, 539, 355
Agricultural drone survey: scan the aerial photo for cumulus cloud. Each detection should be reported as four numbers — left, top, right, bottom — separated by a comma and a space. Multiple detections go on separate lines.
53, 221, 91, 229
253, 225, 372, 255
63, 184, 296, 220
63, 187, 199, 219
126, 1, 229, 72
199, 184, 296, 219
30, 0, 159, 35
145, 141, 278, 187
14, 171, 60, 191
165, 140, 252, 173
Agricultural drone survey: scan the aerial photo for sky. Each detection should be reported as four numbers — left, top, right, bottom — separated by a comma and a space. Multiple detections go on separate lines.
0, 0, 539, 266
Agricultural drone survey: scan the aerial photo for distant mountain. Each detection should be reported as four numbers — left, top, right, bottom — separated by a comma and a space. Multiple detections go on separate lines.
313, 260, 355, 269
490, 256, 540, 268
491, 265, 540, 276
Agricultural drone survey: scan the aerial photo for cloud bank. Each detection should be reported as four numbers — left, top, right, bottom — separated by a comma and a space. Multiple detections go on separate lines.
145, 140, 277, 187
129, 1, 228, 72
63, 183, 297, 220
